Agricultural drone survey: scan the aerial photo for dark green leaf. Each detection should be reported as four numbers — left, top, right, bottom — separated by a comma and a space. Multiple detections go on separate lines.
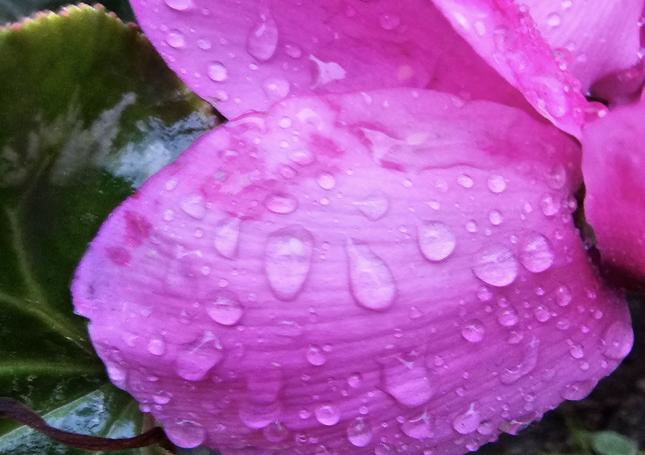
0, 4, 217, 453
590, 431, 638, 455
0, 0, 135, 23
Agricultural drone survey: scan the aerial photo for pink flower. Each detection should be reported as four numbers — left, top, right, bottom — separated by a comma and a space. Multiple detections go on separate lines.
72, 1, 644, 453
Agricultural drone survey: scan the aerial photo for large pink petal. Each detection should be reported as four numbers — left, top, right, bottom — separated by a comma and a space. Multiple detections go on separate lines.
433, 0, 594, 137
582, 94, 645, 282
73, 89, 631, 454
129, 0, 532, 119
524, 0, 643, 91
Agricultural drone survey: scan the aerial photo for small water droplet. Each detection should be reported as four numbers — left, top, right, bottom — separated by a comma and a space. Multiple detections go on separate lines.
247, 9, 279, 61
500, 337, 540, 384
452, 404, 481, 434
206, 290, 243, 326
381, 356, 433, 407
417, 221, 456, 262
353, 193, 389, 220
546, 12, 561, 27
180, 195, 206, 219
175, 331, 223, 381
165, 0, 193, 10
165, 420, 205, 448
401, 411, 433, 440
540, 193, 560, 216
347, 373, 363, 388
306, 345, 327, 366
555, 285, 572, 306
347, 417, 373, 447
561, 380, 595, 401
472, 244, 518, 287
317, 173, 336, 190
461, 320, 485, 343
147, 337, 166, 356
315, 404, 340, 426
489, 210, 503, 225
265, 192, 298, 214
487, 175, 506, 193
207, 62, 228, 82
263, 421, 289, 442
346, 239, 396, 311
379, 13, 401, 30
214, 217, 241, 259
166, 30, 186, 48
239, 401, 281, 429
602, 321, 633, 360
457, 174, 474, 188
265, 226, 314, 300
519, 233, 554, 273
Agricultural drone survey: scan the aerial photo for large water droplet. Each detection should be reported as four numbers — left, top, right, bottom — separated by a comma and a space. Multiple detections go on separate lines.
247, 9, 279, 61
239, 401, 281, 429
353, 193, 389, 221
461, 320, 485, 343
214, 217, 241, 259
500, 337, 540, 384
472, 244, 518, 287
401, 411, 433, 440
175, 331, 223, 381
207, 62, 228, 82
381, 356, 433, 407
347, 417, 373, 447
166, 30, 186, 48
452, 404, 481, 435
165, 420, 205, 448
265, 226, 314, 300
165, 0, 193, 11
346, 239, 396, 311
206, 290, 243, 326
315, 404, 340, 426
602, 321, 633, 360
418, 221, 456, 262
519, 233, 554, 273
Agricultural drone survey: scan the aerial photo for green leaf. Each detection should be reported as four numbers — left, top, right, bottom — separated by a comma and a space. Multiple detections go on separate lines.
0, 4, 217, 453
0, 0, 135, 23
590, 431, 638, 455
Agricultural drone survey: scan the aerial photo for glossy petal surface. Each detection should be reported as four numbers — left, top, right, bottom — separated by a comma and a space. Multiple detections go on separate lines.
73, 90, 631, 454
129, 0, 532, 119
433, 0, 590, 137
582, 96, 645, 281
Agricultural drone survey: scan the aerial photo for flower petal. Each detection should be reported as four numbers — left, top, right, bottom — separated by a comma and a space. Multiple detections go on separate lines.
129, 0, 533, 119
73, 89, 631, 454
432, 0, 592, 137
582, 95, 645, 281
523, 0, 643, 91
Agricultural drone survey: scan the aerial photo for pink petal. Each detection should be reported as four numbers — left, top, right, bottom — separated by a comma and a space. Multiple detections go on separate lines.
582, 95, 645, 281
523, 0, 643, 91
73, 89, 631, 454
433, 0, 591, 137
129, 0, 533, 119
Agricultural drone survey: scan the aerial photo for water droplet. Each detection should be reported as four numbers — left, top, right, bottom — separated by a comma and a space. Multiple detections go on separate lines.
500, 337, 540, 384
497, 307, 519, 327
489, 210, 503, 225
347, 417, 373, 447
247, 9, 278, 61
561, 380, 595, 401
457, 174, 474, 188
346, 239, 396, 311
461, 320, 485, 343
306, 345, 327, 366
166, 30, 186, 48
381, 356, 433, 407
265, 192, 298, 214
147, 337, 166, 356
239, 401, 281, 429
417, 221, 456, 262
534, 305, 551, 322
165, 420, 205, 448
265, 226, 314, 300
540, 193, 560, 216
487, 175, 506, 193
315, 404, 340, 426
547, 12, 561, 27
180, 195, 206, 219
165, 0, 193, 10
379, 13, 401, 30
262, 77, 290, 99
472, 244, 518, 287
309, 55, 347, 87
452, 404, 481, 434
519, 233, 554, 273
206, 291, 243, 326
207, 62, 228, 82
347, 373, 363, 388
602, 321, 633, 360
317, 173, 336, 190
353, 193, 389, 221
175, 331, 223, 381
214, 217, 241, 259
263, 421, 289, 442
555, 285, 572, 306
401, 411, 433, 440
